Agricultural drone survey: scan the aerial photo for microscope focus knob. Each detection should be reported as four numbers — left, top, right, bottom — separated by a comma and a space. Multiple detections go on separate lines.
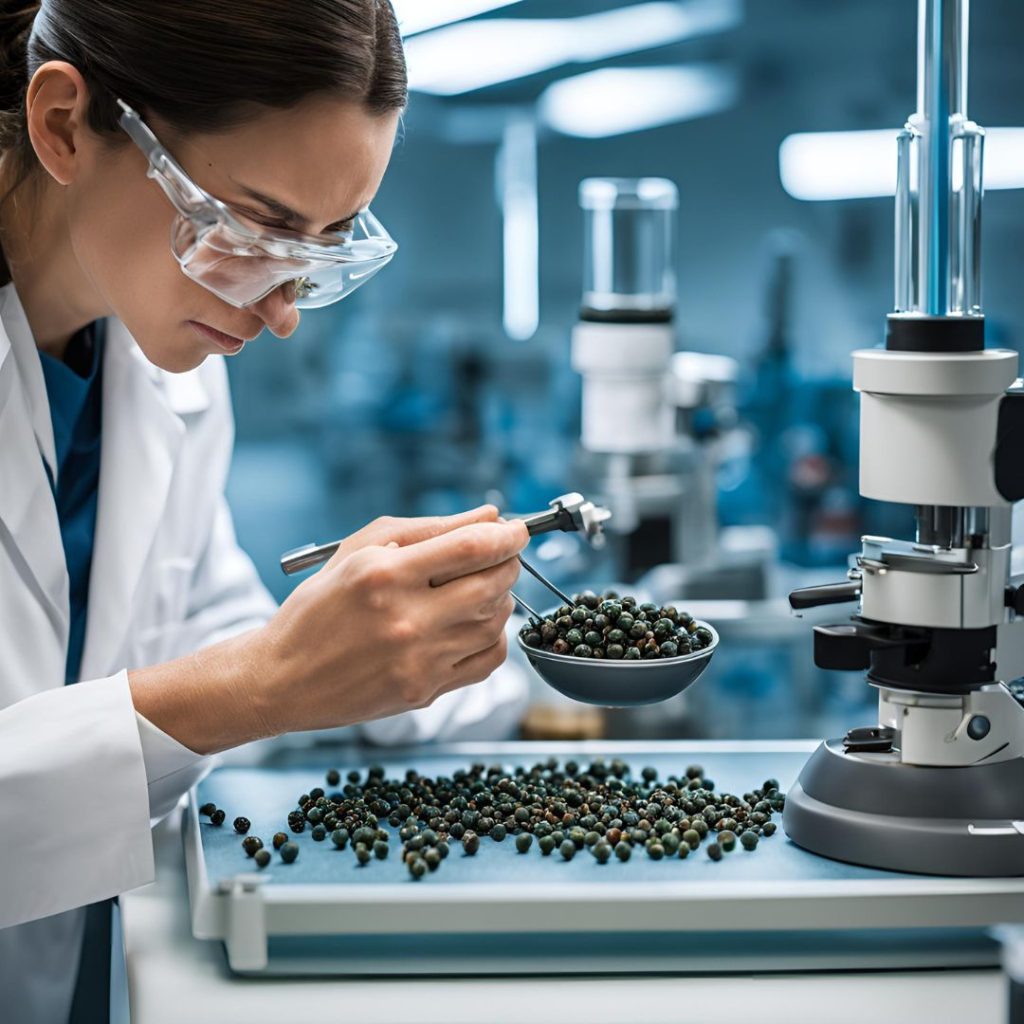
966, 715, 991, 741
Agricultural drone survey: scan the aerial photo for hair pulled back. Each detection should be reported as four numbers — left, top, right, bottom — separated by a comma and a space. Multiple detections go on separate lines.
0, 0, 407, 189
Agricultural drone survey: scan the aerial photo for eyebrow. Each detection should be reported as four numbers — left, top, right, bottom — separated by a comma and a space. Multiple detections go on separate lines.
233, 182, 361, 233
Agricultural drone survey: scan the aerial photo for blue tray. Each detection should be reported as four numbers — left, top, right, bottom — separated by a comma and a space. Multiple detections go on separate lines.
183, 741, 1024, 975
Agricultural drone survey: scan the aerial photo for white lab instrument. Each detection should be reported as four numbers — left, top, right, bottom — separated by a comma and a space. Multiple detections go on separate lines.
784, 0, 1024, 877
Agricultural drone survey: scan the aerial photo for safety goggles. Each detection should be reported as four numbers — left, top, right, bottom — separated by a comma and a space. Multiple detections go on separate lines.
116, 99, 397, 310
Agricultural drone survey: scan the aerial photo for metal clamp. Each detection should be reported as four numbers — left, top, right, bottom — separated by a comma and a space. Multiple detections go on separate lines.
511, 492, 612, 544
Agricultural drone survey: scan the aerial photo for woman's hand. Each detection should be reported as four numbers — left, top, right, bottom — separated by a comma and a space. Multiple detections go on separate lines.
249, 505, 528, 735
129, 505, 529, 754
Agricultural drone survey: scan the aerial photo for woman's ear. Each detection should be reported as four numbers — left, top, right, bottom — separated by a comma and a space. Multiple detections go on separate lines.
24, 61, 91, 186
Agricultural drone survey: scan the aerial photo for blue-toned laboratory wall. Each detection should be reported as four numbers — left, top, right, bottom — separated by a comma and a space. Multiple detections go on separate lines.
223, 0, 1024, 735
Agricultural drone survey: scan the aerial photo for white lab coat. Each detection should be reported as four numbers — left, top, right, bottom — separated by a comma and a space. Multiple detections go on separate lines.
0, 283, 527, 1023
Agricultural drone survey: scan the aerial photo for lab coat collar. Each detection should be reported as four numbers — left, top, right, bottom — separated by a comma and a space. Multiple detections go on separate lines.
80, 319, 210, 677
0, 285, 68, 641
0, 284, 58, 478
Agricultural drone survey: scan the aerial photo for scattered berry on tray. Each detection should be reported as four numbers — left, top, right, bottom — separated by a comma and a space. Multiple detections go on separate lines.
207, 759, 784, 881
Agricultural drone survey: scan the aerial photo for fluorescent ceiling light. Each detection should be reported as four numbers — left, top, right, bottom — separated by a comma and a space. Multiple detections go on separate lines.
541, 65, 738, 138
405, 0, 742, 96
390, 0, 523, 37
780, 127, 1024, 201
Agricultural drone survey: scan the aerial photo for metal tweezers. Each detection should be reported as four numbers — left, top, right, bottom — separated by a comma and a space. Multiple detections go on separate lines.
279, 492, 611, 617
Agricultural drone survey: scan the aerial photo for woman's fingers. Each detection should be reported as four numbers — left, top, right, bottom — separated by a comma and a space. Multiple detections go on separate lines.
429, 558, 521, 628
375, 505, 500, 548
324, 505, 499, 569
401, 520, 528, 586
443, 633, 509, 693
432, 596, 513, 664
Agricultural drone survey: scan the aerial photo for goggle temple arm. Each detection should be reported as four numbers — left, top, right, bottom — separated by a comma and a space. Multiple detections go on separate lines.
116, 99, 211, 214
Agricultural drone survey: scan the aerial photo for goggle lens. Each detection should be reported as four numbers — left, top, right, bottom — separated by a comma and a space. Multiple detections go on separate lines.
170, 216, 394, 309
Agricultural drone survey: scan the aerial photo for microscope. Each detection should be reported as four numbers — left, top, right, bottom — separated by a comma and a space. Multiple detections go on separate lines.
785, 0, 1024, 876
570, 177, 772, 597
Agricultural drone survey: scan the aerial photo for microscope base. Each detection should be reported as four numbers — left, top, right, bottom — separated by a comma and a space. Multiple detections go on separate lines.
784, 740, 1024, 876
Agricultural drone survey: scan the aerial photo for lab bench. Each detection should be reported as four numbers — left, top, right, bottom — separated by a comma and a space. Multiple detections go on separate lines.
121, 741, 1012, 1023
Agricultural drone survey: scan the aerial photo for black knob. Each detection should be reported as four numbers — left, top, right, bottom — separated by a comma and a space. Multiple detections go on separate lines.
1007, 586, 1024, 616
966, 715, 991, 741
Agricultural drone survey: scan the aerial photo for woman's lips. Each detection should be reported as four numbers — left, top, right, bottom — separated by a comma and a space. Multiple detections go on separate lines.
187, 320, 251, 354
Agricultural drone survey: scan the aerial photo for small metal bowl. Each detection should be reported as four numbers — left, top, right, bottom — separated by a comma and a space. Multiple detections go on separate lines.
517, 617, 719, 707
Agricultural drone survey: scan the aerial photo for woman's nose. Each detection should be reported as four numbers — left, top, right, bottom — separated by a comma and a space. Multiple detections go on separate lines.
250, 282, 301, 337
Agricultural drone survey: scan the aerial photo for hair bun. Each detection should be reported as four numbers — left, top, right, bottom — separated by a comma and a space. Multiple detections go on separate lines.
0, 2, 41, 150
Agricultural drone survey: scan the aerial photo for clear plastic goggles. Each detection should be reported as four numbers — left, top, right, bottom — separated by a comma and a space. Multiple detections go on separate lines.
117, 100, 397, 309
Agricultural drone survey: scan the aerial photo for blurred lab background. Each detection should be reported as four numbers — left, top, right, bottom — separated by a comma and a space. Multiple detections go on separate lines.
224, 0, 1024, 743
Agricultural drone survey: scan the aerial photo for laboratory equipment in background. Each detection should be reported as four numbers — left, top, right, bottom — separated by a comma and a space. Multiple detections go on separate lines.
724, 232, 866, 570
785, 0, 1024, 876
571, 177, 774, 600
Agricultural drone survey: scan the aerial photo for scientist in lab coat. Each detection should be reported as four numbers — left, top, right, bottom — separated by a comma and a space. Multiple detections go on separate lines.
0, 2, 530, 1020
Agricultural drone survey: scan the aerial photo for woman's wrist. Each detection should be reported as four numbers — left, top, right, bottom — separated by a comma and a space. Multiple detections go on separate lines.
128, 626, 282, 756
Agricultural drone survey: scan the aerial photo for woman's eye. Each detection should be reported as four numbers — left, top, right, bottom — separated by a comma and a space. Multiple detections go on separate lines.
235, 208, 285, 230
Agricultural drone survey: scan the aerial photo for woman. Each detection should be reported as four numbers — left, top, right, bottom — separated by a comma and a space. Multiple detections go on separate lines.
0, 2, 528, 1019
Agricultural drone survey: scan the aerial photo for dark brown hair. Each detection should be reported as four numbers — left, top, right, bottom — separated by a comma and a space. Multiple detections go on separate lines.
0, 0, 407, 190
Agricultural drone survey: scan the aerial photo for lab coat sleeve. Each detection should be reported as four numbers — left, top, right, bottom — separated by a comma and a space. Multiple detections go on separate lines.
174, 494, 278, 656
132, 353, 278, 818
137, 495, 278, 821
0, 670, 154, 930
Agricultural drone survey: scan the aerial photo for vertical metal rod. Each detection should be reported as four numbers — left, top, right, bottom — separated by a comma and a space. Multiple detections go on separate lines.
894, 128, 914, 312
916, 0, 969, 316
927, 0, 949, 314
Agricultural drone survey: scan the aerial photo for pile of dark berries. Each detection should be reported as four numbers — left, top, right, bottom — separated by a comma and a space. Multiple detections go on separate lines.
518, 591, 714, 660
204, 759, 783, 878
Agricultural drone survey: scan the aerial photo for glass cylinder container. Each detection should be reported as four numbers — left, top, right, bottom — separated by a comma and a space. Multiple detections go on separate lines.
579, 177, 678, 322
893, 0, 983, 318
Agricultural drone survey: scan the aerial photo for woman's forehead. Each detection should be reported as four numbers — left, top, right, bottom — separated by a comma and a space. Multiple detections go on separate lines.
174, 97, 399, 231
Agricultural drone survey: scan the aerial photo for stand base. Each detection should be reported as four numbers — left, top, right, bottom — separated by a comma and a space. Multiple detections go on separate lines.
784, 741, 1024, 876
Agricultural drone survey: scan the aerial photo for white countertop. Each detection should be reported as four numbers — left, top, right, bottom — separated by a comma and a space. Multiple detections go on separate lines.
120, 812, 1009, 1024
